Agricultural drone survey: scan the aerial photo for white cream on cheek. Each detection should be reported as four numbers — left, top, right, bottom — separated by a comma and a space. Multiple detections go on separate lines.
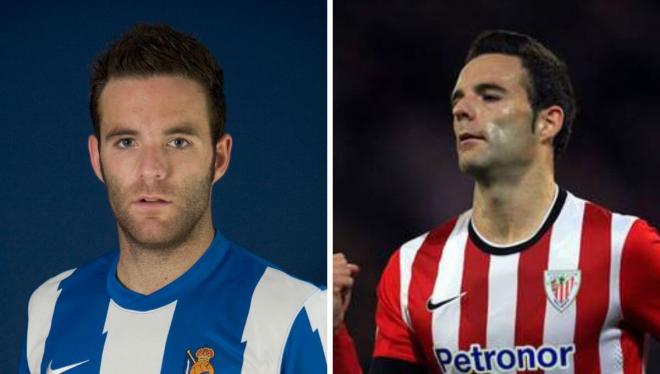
484, 120, 507, 145
488, 104, 540, 164
484, 106, 516, 145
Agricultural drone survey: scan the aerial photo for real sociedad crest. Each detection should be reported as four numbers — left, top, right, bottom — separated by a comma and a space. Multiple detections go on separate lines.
544, 270, 581, 312
185, 347, 215, 374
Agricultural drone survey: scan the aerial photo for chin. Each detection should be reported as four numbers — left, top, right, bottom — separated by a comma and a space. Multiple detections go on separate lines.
458, 156, 493, 180
121, 220, 193, 251
459, 154, 486, 171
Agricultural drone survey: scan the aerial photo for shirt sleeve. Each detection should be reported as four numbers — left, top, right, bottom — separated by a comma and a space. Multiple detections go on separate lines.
620, 219, 660, 338
372, 249, 423, 364
334, 324, 363, 374
280, 291, 327, 373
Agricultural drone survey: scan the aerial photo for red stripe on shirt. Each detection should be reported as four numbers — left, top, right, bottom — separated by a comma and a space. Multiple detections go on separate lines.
574, 203, 612, 373
620, 219, 660, 372
620, 324, 644, 374
408, 219, 458, 372
374, 249, 422, 363
334, 324, 364, 374
514, 228, 552, 374
458, 239, 489, 350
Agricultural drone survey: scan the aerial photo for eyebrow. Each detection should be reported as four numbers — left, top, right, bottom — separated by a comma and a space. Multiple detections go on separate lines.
104, 127, 138, 141
163, 124, 201, 137
450, 83, 508, 106
103, 123, 202, 141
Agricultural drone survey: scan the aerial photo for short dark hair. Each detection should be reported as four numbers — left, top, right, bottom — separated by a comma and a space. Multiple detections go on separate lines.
90, 23, 226, 145
465, 30, 576, 158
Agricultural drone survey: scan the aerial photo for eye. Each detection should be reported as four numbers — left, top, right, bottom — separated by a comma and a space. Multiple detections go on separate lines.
168, 138, 190, 149
482, 94, 501, 102
116, 138, 135, 148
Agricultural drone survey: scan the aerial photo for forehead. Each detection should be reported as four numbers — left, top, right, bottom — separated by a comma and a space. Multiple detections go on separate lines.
454, 53, 528, 92
98, 75, 209, 133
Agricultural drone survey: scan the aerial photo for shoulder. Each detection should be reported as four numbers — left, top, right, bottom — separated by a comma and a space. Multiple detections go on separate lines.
245, 266, 323, 325
224, 240, 323, 295
28, 268, 76, 317
225, 239, 324, 333
223, 239, 286, 275
28, 252, 116, 315
619, 217, 659, 267
387, 212, 469, 273
567, 191, 658, 257
569, 192, 652, 241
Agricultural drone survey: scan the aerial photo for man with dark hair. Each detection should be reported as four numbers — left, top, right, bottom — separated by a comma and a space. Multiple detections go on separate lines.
20, 23, 326, 373
334, 30, 660, 373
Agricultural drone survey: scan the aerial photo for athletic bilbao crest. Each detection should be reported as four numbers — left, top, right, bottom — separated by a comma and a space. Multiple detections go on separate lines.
544, 270, 581, 312
185, 347, 215, 374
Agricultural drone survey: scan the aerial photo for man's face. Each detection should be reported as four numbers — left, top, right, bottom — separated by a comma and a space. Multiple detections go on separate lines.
88, 75, 230, 249
451, 54, 537, 177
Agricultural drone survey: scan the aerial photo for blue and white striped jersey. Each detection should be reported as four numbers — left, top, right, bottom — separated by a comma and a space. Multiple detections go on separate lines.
20, 232, 326, 373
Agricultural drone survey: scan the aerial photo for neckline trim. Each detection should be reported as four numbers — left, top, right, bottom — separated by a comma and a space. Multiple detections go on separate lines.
468, 189, 567, 255
106, 230, 229, 311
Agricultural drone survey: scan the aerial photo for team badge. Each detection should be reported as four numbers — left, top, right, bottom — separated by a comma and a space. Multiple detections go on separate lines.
544, 270, 581, 312
185, 347, 215, 374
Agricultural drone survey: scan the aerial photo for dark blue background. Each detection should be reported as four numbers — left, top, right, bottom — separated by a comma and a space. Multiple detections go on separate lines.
0, 1, 326, 370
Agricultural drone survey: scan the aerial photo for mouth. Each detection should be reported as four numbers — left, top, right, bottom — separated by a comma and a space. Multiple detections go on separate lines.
458, 133, 486, 142
132, 195, 172, 209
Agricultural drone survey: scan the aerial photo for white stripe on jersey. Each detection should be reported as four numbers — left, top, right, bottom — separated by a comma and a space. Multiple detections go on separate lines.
99, 300, 176, 373
399, 233, 428, 330
487, 253, 520, 348
598, 213, 636, 373
431, 211, 471, 355
543, 193, 585, 374
240, 267, 318, 374
26, 269, 76, 374
303, 289, 328, 358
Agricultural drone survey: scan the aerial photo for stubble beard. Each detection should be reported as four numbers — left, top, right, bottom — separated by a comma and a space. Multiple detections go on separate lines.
101, 160, 215, 252
458, 114, 538, 184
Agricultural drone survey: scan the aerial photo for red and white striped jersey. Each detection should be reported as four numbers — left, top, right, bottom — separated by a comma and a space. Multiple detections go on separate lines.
373, 189, 660, 373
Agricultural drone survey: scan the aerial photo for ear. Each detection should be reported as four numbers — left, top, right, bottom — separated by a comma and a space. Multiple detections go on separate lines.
535, 105, 564, 145
212, 134, 232, 184
88, 135, 105, 183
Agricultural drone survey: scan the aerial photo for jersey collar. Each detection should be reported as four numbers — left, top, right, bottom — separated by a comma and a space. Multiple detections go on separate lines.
106, 230, 230, 311
468, 188, 568, 255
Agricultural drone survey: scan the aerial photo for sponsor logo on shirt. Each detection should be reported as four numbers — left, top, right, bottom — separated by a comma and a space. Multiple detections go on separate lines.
544, 269, 581, 312
185, 347, 215, 374
435, 344, 575, 372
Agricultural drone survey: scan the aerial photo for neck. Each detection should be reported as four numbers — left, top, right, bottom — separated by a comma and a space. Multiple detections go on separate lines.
471, 161, 556, 246
115, 212, 215, 295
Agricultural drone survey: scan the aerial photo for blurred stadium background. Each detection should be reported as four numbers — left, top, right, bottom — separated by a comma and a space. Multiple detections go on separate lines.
334, 0, 660, 370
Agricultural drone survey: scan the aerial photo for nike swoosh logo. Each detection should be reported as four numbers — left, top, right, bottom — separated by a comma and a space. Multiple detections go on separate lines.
427, 292, 467, 311
47, 360, 89, 374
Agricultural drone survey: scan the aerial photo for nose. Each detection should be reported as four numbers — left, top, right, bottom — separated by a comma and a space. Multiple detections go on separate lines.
138, 145, 168, 183
452, 95, 475, 123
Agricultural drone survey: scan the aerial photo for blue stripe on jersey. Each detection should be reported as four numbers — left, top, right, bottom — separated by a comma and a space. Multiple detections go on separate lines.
41, 253, 114, 373
281, 307, 327, 374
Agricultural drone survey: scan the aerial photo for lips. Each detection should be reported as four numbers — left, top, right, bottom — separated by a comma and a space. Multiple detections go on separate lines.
458, 133, 486, 142
132, 195, 172, 211
135, 195, 171, 203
